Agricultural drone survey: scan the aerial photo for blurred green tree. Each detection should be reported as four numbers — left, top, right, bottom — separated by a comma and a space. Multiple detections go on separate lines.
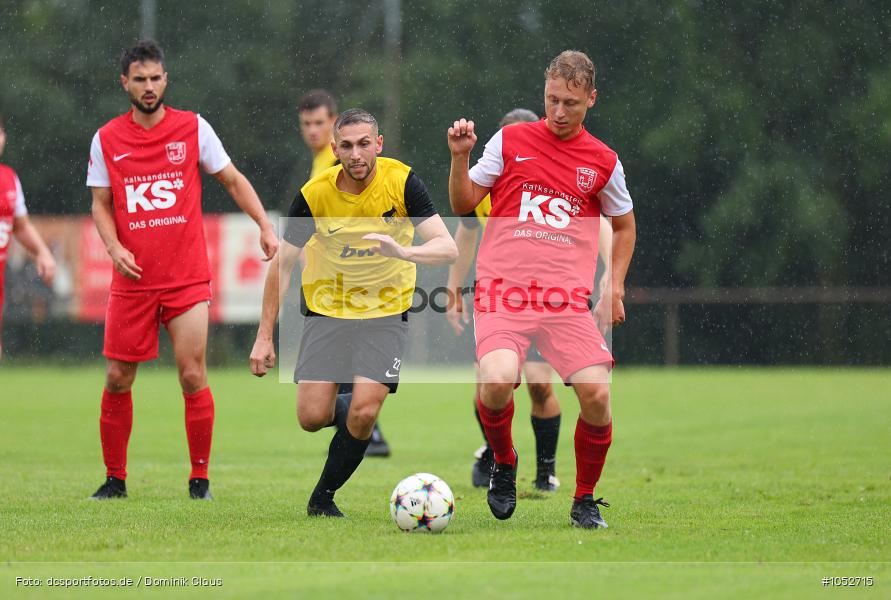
0, 0, 888, 292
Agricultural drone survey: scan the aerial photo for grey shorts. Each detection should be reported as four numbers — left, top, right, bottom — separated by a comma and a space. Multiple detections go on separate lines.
294, 312, 409, 393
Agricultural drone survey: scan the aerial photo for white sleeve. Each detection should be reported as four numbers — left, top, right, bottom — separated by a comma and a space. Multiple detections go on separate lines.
468, 129, 504, 188
197, 115, 232, 174
86, 131, 110, 187
13, 175, 27, 217
599, 158, 633, 216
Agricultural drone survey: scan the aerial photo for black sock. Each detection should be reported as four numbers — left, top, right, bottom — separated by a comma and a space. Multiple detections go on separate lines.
310, 426, 370, 503
326, 393, 352, 429
474, 404, 489, 446
531, 414, 561, 465
370, 421, 384, 443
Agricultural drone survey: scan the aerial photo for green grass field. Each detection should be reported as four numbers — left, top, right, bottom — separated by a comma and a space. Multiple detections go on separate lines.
1, 366, 889, 598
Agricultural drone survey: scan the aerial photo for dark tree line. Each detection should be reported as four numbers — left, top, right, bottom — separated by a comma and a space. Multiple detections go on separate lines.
2, 0, 889, 363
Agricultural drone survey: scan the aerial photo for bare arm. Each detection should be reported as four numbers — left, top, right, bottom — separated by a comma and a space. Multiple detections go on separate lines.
12, 215, 55, 283
609, 211, 636, 325
446, 221, 479, 293
363, 214, 458, 266
592, 215, 613, 331
444, 221, 479, 335
213, 163, 278, 261
276, 243, 302, 309
249, 241, 301, 377
447, 118, 490, 214
91, 186, 142, 280
597, 215, 613, 294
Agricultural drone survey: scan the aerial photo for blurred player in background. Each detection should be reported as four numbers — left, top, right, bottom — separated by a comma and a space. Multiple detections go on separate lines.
250, 109, 456, 518
0, 114, 57, 359
298, 89, 339, 179
447, 50, 636, 529
297, 89, 391, 457
86, 40, 278, 501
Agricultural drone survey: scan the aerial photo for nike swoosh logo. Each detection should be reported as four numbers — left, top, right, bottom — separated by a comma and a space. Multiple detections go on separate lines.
113, 153, 132, 162
385, 370, 399, 378
515, 155, 536, 162
328, 226, 344, 234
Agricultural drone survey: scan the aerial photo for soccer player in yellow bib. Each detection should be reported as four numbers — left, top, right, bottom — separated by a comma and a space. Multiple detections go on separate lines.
298, 90, 391, 457
251, 109, 457, 517
446, 108, 613, 492
298, 89, 339, 179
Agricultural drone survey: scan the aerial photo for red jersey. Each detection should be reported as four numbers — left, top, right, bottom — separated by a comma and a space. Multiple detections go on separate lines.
0, 164, 28, 298
86, 107, 230, 291
469, 119, 633, 311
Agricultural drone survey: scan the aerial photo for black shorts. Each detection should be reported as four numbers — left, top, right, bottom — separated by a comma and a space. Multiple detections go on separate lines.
526, 341, 545, 363
294, 312, 409, 393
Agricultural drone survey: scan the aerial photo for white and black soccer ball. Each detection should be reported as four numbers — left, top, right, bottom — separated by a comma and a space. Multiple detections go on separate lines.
389, 473, 455, 533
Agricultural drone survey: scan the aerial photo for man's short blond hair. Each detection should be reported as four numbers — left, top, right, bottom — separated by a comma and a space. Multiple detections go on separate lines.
544, 50, 596, 92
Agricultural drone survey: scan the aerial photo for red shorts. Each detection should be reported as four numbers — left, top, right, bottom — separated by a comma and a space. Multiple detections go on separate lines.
474, 308, 614, 383
103, 282, 212, 363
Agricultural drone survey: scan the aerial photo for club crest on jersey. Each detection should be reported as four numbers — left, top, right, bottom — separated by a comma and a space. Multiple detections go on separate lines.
166, 142, 187, 165
576, 167, 597, 193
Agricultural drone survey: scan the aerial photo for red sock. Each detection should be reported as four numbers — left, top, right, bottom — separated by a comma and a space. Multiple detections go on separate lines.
475, 396, 515, 466
100, 389, 133, 480
574, 418, 612, 499
184, 387, 215, 480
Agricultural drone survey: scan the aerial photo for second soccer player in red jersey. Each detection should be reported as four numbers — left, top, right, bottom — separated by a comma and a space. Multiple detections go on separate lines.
85, 40, 278, 500
0, 114, 57, 359
447, 50, 636, 528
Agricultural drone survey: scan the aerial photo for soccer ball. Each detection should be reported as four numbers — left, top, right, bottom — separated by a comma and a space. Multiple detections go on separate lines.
389, 473, 455, 533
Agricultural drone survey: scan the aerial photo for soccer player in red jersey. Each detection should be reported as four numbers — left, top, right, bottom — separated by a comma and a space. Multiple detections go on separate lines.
447, 108, 565, 491
446, 108, 614, 492
447, 50, 636, 528
0, 114, 57, 359
85, 40, 278, 500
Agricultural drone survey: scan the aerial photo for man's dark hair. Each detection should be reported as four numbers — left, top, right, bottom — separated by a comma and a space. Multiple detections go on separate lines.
298, 89, 337, 116
334, 108, 378, 134
120, 39, 166, 76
